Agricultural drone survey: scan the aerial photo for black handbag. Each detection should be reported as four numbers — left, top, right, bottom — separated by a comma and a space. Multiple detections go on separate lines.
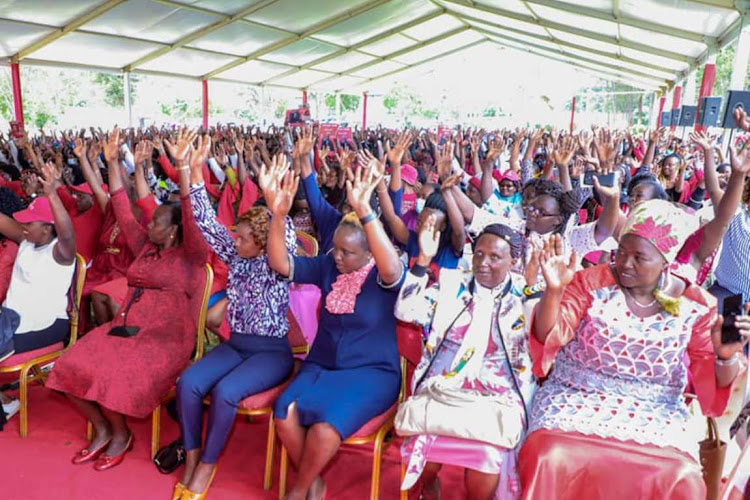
153, 437, 185, 474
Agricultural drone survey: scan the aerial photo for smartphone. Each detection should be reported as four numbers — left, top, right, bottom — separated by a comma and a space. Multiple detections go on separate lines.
107, 325, 141, 338
583, 170, 616, 188
721, 294, 744, 344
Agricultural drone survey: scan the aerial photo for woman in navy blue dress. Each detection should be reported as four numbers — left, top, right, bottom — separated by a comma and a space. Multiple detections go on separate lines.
263, 159, 406, 500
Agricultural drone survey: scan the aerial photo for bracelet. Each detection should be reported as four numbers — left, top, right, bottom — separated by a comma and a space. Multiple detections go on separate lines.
523, 282, 546, 297
359, 212, 377, 225
715, 352, 740, 366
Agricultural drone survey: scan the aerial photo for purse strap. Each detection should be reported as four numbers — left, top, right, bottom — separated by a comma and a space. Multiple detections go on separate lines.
707, 417, 720, 447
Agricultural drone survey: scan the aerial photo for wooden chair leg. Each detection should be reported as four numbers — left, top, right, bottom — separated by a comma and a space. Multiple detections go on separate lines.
18, 363, 31, 438
264, 414, 275, 490
151, 405, 161, 459
279, 445, 289, 500
370, 428, 387, 500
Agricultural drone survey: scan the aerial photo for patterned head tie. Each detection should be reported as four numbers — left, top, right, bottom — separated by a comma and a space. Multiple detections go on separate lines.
621, 199, 698, 264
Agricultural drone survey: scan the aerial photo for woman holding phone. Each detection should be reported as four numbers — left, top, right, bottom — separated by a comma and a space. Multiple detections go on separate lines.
519, 199, 749, 499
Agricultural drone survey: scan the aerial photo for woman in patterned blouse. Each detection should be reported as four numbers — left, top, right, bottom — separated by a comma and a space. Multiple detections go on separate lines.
519, 199, 749, 499
174, 139, 297, 500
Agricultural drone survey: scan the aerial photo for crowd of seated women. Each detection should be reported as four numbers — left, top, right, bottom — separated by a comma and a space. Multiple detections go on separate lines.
0, 113, 749, 500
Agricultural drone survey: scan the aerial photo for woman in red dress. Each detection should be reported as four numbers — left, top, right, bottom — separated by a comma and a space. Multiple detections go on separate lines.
46, 128, 209, 471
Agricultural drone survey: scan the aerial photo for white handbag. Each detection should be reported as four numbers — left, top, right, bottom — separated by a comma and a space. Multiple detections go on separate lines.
394, 377, 524, 448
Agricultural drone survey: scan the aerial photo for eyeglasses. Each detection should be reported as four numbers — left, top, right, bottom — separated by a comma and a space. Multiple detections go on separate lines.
525, 205, 560, 218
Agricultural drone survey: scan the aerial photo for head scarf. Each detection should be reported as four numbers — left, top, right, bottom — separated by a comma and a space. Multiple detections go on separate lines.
621, 199, 698, 264
621, 200, 700, 316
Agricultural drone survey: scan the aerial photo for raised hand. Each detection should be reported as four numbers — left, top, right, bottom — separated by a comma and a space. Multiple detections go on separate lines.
40, 160, 62, 195
87, 140, 102, 165
729, 139, 750, 176
189, 135, 212, 176
72, 138, 87, 159
164, 127, 198, 164
386, 130, 411, 167
733, 107, 750, 132
592, 128, 617, 168
261, 155, 295, 217
417, 213, 440, 264
539, 234, 577, 292
551, 135, 576, 166
133, 140, 154, 167
436, 142, 454, 180
486, 136, 504, 163
294, 124, 315, 158
346, 163, 383, 217
102, 127, 122, 164
689, 130, 713, 151
357, 148, 385, 176
440, 173, 462, 192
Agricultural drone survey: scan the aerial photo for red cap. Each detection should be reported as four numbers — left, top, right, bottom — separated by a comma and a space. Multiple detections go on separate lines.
468, 177, 481, 191
492, 169, 520, 183
14, 196, 55, 224
400, 164, 418, 186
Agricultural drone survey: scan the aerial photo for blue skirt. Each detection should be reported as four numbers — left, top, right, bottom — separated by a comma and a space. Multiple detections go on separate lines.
273, 362, 400, 439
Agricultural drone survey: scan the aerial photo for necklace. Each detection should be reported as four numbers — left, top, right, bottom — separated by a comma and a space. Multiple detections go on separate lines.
623, 287, 657, 308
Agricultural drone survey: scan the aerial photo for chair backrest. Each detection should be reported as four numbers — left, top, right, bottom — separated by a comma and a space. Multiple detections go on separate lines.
295, 231, 319, 257
66, 253, 87, 349
286, 309, 309, 355
193, 263, 214, 362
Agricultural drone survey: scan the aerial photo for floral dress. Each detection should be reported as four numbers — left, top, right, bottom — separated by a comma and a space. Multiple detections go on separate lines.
395, 268, 534, 499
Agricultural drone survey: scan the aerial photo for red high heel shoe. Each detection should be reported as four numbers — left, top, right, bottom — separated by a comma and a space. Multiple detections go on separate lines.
71, 437, 113, 465
93, 433, 134, 471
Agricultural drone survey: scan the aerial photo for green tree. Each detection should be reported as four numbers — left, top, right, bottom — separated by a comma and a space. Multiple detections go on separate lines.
324, 93, 361, 113
93, 72, 138, 108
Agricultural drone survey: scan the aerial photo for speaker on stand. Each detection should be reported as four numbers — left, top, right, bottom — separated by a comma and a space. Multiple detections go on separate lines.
721, 90, 750, 157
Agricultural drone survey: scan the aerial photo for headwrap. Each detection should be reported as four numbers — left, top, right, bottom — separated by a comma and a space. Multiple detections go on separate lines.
621, 199, 698, 264
621, 200, 699, 316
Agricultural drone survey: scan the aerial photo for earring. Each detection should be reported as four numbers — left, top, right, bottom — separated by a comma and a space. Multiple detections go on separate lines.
170, 233, 175, 240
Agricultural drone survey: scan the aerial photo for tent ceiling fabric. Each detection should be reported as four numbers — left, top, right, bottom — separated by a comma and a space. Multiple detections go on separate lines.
0, 0, 745, 93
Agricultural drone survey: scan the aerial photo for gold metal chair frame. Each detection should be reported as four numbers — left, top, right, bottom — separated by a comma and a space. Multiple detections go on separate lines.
0, 253, 86, 438
278, 356, 408, 500
149, 263, 214, 458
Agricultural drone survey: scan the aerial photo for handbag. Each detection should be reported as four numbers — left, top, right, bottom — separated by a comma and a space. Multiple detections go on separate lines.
395, 279, 527, 448
699, 417, 727, 500
153, 437, 185, 474
395, 377, 524, 448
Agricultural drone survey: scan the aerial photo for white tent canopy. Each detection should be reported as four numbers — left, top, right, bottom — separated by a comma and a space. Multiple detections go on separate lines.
0, 0, 746, 94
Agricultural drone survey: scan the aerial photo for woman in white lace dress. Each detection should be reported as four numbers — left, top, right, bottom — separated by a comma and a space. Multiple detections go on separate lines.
519, 199, 749, 499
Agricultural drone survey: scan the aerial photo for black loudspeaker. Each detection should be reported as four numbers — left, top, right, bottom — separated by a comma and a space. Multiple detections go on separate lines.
670, 108, 681, 127
697, 96, 722, 127
678, 105, 696, 126
660, 111, 670, 127
721, 90, 750, 128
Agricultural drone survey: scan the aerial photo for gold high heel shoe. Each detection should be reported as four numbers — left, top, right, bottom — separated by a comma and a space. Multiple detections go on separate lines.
180, 467, 217, 500
172, 482, 186, 500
